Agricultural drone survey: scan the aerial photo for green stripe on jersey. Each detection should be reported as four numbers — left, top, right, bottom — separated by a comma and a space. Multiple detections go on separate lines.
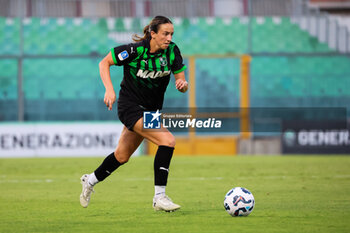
148, 57, 154, 71
173, 65, 187, 74
169, 45, 176, 66
130, 69, 138, 80
154, 56, 161, 71
137, 46, 145, 54
111, 48, 117, 64
140, 48, 149, 70
128, 46, 146, 68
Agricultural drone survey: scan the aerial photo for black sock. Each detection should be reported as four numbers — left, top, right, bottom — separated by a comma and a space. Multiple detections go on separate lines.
154, 145, 174, 186
94, 152, 123, 182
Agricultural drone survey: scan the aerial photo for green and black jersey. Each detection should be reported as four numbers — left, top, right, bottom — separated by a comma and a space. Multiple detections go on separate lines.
111, 39, 186, 110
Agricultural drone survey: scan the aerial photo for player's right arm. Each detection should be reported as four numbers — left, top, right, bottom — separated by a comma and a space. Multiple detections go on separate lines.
99, 52, 116, 111
100, 44, 138, 110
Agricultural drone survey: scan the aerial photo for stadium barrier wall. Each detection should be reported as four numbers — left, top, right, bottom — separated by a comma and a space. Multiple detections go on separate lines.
238, 137, 281, 155
281, 120, 350, 154
147, 136, 238, 156
0, 122, 142, 158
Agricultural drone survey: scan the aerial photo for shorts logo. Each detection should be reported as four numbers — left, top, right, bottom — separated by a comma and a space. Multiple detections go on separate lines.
143, 110, 161, 129
118, 50, 129, 61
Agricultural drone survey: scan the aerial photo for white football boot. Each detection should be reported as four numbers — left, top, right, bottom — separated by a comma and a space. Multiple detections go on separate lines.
80, 174, 94, 208
153, 195, 181, 212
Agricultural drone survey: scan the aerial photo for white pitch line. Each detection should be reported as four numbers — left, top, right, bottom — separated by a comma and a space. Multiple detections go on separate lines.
0, 179, 53, 183
0, 177, 224, 183
0, 175, 349, 184
123, 177, 224, 181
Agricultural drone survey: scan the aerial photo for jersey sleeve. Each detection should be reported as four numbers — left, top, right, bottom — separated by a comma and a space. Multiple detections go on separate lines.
111, 43, 138, 66
171, 45, 187, 74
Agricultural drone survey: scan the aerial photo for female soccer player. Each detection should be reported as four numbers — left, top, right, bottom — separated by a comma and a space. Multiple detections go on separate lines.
80, 16, 188, 212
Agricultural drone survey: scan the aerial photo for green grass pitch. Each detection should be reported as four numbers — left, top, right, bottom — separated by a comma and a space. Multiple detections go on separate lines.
0, 155, 349, 233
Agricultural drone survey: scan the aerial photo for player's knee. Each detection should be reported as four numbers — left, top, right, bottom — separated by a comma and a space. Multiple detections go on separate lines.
117, 156, 129, 164
114, 151, 130, 164
161, 135, 176, 148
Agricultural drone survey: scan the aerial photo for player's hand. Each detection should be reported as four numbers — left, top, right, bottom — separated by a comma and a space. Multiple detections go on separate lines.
104, 90, 116, 110
175, 79, 188, 93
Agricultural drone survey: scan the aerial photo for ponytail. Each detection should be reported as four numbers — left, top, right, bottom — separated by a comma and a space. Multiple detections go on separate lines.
133, 16, 172, 42
132, 25, 151, 42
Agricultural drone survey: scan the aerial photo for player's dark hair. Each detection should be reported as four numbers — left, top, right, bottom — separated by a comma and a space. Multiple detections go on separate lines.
133, 16, 173, 42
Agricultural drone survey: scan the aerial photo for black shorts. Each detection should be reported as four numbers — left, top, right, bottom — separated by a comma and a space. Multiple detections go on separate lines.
117, 100, 145, 131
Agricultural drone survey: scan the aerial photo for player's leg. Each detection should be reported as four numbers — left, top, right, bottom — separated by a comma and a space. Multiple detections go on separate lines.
132, 118, 180, 212
80, 126, 144, 208
91, 126, 144, 182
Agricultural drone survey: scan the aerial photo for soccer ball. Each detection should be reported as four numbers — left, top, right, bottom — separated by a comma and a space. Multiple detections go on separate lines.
224, 187, 255, 216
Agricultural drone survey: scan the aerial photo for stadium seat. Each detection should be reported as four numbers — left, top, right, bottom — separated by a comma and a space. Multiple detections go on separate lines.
0, 16, 335, 55
1, 16, 350, 121
0, 59, 17, 99
0, 18, 20, 55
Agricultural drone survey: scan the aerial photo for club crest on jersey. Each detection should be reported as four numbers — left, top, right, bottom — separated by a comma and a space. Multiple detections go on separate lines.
137, 69, 171, 79
159, 57, 167, 66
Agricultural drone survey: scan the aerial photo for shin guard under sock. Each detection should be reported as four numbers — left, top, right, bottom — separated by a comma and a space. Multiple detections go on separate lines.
154, 145, 174, 186
94, 152, 122, 182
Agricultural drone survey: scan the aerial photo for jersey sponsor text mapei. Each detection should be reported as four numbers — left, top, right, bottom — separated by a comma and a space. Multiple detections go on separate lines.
137, 69, 171, 79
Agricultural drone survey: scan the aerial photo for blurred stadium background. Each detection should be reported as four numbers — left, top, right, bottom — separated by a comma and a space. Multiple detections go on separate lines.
0, 0, 350, 157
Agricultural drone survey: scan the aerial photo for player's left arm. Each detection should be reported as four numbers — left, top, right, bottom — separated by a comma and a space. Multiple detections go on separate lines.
171, 44, 187, 93
174, 71, 188, 93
